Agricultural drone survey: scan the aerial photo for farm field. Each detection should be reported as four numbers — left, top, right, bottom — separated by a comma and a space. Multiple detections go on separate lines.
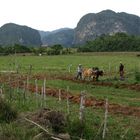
0, 52, 140, 140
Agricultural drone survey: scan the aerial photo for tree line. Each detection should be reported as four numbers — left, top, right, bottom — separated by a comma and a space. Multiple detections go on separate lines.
77, 33, 140, 52
0, 44, 72, 55
1, 33, 140, 55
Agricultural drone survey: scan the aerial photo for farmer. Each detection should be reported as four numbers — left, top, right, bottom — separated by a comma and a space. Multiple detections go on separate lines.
76, 64, 83, 80
119, 62, 124, 80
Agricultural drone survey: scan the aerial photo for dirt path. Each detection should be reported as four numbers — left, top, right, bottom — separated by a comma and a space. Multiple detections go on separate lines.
31, 73, 140, 92
16, 82, 140, 117
57, 75, 140, 92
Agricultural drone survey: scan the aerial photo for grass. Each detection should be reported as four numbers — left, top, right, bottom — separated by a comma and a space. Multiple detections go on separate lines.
35, 79, 140, 107
0, 52, 139, 73
0, 87, 139, 140
0, 52, 139, 84
0, 52, 140, 139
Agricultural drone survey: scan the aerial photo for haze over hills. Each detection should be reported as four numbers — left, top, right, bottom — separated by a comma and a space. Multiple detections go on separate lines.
39, 28, 74, 47
1, 10, 140, 47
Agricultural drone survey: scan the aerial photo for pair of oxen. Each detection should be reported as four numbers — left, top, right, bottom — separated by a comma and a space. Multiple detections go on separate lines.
81, 67, 103, 81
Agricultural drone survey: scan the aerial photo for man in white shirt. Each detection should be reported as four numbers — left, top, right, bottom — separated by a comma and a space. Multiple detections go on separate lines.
76, 64, 83, 80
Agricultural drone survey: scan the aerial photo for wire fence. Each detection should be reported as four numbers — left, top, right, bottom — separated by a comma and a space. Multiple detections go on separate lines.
0, 73, 135, 140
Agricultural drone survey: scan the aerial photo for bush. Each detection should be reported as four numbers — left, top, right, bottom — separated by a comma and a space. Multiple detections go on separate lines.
47, 111, 66, 133
67, 119, 93, 139
0, 97, 17, 123
134, 68, 140, 82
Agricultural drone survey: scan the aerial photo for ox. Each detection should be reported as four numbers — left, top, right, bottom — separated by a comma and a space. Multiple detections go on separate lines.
82, 67, 103, 81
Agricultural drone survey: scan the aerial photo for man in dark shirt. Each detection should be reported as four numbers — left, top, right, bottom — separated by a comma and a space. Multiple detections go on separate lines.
119, 62, 124, 80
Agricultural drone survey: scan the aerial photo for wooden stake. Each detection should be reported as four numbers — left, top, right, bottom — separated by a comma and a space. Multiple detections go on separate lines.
0, 87, 3, 99
68, 64, 72, 73
16, 78, 19, 93
9, 76, 12, 101
24, 118, 66, 140
0, 87, 3, 94
67, 86, 70, 115
35, 79, 38, 95
109, 62, 111, 78
79, 91, 85, 121
43, 78, 46, 96
35, 79, 38, 106
26, 76, 29, 92
115, 66, 118, 76
43, 78, 46, 95
109, 63, 111, 72
24, 118, 49, 133
59, 89, 61, 102
102, 98, 108, 139
16, 64, 19, 74
41, 86, 44, 107
23, 81, 26, 105
43, 78, 46, 106
29, 64, 32, 75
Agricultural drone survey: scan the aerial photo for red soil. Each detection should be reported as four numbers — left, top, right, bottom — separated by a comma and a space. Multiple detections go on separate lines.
0, 73, 140, 117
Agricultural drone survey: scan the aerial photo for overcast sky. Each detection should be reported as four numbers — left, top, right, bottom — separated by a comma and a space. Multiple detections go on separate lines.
0, 0, 140, 31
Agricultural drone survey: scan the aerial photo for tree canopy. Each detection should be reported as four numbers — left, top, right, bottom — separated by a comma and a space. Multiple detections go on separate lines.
77, 33, 140, 52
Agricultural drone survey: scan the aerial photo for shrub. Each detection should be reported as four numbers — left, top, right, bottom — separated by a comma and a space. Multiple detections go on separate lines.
46, 111, 66, 133
67, 119, 93, 139
0, 97, 17, 123
134, 68, 140, 82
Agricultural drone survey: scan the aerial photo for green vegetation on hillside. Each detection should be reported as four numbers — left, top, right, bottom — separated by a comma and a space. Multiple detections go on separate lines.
74, 10, 140, 45
0, 23, 42, 46
78, 33, 140, 52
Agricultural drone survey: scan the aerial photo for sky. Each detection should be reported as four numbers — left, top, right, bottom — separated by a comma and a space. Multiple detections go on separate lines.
0, 0, 140, 31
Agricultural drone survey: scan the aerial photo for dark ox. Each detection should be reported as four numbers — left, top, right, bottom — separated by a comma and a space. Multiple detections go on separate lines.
82, 68, 103, 81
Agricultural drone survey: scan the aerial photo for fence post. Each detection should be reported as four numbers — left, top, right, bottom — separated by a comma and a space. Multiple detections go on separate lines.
79, 91, 85, 121
43, 78, 46, 106
8, 76, 12, 102
68, 64, 72, 73
23, 81, 26, 105
108, 62, 111, 79
17, 77, 19, 93
102, 98, 108, 139
67, 86, 70, 115
29, 64, 32, 75
35, 79, 38, 95
115, 66, 118, 79
0, 86, 3, 98
0, 87, 2, 94
16, 64, 19, 74
59, 89, 61, 102
41, 86, 44, 107
35, 79, 38, 106
26, 76, 29, 93
0, 85, 4, 99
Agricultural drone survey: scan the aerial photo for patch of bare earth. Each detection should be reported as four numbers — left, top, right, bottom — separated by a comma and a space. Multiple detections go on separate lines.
0, 73, 140, 118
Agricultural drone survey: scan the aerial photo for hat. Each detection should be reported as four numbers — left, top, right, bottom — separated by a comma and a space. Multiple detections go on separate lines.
79, 64, 82, 66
